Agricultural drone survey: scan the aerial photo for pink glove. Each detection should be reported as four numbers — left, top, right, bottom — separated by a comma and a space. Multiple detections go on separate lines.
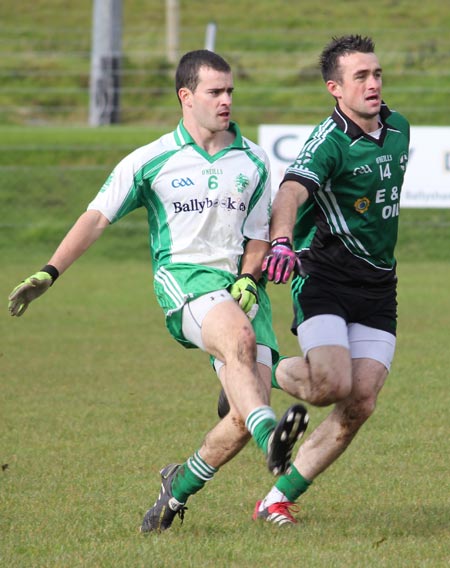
262, 237, 300, 284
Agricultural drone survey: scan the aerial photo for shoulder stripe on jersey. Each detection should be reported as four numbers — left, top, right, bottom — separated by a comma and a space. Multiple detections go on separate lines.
112, 150, 178, 222
285, 118, 335, 185
300, 118, 336, 156
141, 150, 179, 181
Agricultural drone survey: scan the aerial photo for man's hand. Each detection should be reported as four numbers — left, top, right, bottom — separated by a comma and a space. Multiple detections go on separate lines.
8, 269, 56, 317
230, 273, 258, 314
262, 237, 300, 284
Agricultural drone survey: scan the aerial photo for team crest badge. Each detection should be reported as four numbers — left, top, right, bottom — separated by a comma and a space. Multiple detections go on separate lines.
235, 173, 249, 193
399, 152, 409, 172
354, 197, 370, 214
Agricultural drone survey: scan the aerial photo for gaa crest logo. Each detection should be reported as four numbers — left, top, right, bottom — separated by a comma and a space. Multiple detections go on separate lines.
354, 197, 370, 214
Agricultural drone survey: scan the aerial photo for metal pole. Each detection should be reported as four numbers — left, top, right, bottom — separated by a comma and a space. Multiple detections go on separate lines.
166, 0, 179, 64
89, 0, 122, 126
205, 22, 217, 52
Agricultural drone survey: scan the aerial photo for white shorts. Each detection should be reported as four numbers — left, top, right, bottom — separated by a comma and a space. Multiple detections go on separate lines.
181, 289, 233, 350
182, 289, 273, 373
297, 314, 396, 371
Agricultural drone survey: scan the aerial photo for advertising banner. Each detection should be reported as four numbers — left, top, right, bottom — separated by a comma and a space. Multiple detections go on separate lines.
258, 125, 450, 208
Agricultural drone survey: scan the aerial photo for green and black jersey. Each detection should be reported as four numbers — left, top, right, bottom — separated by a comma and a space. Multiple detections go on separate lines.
283, 103, 410, 294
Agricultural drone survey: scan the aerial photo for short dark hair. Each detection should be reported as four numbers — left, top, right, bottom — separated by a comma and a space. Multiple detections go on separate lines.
175, 50, 231, 102
320, 35, 375, 82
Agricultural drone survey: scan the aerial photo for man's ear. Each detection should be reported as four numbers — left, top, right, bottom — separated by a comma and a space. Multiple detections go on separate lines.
178, 87, 192, 107
326, 80, 341, 99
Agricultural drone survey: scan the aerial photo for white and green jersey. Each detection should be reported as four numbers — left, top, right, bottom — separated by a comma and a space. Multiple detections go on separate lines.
88, 120, 272, 343
284, 103, 410, 292
89, 120, 270, 275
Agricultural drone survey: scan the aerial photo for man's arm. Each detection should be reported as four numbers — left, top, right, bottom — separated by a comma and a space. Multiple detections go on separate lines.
240, 238, 270, 281
8, 210, 110, 316
269, 180, 310, 241
47, 209, 110, 275
262, 180, 310, 284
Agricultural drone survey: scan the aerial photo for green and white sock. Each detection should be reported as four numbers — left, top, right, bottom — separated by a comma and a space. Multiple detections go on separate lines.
171, 451, 218, 504
245, 405, 277, 454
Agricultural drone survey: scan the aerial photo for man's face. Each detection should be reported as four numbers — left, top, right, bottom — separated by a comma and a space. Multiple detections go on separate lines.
327, 51, 382, 126
180, 66, 234, 133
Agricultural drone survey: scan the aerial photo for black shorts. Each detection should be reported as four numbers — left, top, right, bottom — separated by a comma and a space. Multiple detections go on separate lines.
291, 274, 398, 336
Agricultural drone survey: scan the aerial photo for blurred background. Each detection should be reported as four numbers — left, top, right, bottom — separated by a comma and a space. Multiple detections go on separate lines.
1, 0, 449, 260
1, 0, 449, 127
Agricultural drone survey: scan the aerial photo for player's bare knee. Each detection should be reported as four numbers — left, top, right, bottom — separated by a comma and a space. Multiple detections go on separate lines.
342, 395, 377, 430
355, 396, 377, 421
332, 376, 353, 402
309, 366, 352, 406
235, 323, 257, 361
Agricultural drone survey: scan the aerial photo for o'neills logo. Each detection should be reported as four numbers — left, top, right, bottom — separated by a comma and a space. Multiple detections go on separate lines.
173, 197, 246, 213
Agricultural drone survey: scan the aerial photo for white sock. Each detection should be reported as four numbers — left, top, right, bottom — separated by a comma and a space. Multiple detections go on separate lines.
260, 487, 289, 510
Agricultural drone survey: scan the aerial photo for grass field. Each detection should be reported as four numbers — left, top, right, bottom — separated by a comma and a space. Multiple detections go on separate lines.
1, 128, 449, 566
1, 257, 449, 567
1, 125, 450, 568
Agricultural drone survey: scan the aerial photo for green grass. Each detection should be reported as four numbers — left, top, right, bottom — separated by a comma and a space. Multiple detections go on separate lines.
1, 258, 449, 567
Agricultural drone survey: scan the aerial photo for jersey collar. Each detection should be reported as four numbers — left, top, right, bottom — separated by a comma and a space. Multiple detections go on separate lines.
174, 120, 247, 149
332, 101, 393, 141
